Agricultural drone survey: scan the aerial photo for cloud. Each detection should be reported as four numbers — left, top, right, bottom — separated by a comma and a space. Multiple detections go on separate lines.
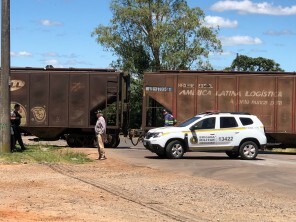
220, 35, 263, 46
11, 51, 32, 57
209, 51, 232, 56
40, 19, 63, 26
43, 59, 63, 68
42, 52, 79, 59
250, 48, 267, 53
41, 56, 91, 68
211, 0, 296, 15
264, 30, 295, 36
204, 16, 238, 28
43, 52, 58, 57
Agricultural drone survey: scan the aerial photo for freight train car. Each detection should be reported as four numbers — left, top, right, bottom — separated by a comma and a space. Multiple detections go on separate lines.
10, 67, 130, 148
142, 70, 296, 147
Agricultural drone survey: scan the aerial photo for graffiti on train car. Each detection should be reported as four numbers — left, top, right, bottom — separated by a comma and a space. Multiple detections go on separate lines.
31, 107, 46, 123
10, 80, 25, 91
71, 82, 85, 92
177, 82, 284, 106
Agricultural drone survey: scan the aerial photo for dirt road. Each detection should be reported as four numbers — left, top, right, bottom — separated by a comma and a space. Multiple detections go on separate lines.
0, 139, 295, 222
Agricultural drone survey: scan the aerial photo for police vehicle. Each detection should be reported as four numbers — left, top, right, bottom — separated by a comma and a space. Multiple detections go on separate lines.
143, 112, 267, 160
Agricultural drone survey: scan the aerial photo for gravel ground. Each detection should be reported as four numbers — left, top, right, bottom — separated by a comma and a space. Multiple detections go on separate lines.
0, 137, 295, 222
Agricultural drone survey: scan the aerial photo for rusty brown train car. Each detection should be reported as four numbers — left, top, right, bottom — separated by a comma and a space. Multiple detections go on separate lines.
10, 67, 130, 148
142, 70, 296, 147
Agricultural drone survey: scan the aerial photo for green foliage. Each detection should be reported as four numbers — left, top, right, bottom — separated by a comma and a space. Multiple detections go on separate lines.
0, 145, 93, 164
225, 54, 284, 72
92, 0, 222, 74
129, 77, 143, 128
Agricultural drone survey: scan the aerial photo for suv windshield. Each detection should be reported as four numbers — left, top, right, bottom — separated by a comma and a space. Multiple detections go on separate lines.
178, 116, 201, 127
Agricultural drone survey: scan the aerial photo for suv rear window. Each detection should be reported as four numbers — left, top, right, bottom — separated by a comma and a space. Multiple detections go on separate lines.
220, 117, 238, 128
240, 117, 253, 126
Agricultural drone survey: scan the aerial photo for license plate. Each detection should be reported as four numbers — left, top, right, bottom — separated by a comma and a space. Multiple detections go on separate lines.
143, 141, 146, 145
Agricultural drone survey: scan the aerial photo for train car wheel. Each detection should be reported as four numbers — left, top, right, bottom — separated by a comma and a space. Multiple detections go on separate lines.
74, 136, 84, 147
66, 135, 76, 147
104, 134, 120, 148
83, 135, 96, 147
66, 135, 83, 147
104, 134, 113, 148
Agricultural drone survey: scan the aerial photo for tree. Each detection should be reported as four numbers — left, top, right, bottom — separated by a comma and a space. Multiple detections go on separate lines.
129, 78, 143, 128
92, 0, 222, 73
225, 54, 284, 72
92, 0, 222, 128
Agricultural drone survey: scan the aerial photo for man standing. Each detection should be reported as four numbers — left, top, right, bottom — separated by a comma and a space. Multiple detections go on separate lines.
11, 104, 26, 151
95, 110, 107, 160
163, 109, 176, 126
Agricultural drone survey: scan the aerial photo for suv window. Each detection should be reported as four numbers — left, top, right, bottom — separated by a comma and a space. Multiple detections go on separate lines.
240, 117, 253, 126
220, 117, 238, 128
192, 117, 216, 130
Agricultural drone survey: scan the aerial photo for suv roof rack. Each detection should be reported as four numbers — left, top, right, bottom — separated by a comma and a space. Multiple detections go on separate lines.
218, 112, 251, 115
198, 111, 251, 116
198, 110, 220, 115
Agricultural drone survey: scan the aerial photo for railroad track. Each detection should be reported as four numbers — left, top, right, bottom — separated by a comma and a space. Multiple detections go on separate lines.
48, 164, 205, 222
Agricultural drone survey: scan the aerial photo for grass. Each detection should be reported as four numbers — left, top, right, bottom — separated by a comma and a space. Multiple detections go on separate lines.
269, 148, 296, 153
0, 145, 93, 164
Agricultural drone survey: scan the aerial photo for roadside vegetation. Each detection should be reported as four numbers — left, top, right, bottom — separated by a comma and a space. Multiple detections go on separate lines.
0, 145, 93, 164
269, 148, 296, 153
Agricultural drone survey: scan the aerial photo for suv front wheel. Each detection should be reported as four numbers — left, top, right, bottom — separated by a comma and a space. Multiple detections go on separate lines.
239, 141, 258, 160
166, 140, 185, 159
225, 150, 239, 159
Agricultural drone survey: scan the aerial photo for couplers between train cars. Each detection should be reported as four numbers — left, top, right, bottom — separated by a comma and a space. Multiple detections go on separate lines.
128, 129, 144, 146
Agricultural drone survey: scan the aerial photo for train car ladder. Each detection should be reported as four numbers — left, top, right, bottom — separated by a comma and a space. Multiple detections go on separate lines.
106, 77, 119, 127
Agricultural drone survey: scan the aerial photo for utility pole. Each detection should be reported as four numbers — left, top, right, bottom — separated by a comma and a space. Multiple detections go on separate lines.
0, 0, 11, 153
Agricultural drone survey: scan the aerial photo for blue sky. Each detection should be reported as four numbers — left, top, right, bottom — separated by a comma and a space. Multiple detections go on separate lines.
2, 0, 296, 71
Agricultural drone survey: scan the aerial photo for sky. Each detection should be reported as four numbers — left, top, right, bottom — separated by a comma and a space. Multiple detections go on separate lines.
1, 0, 296, 71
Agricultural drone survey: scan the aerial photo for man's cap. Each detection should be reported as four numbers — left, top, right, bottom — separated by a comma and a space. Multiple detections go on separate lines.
162, 109, 167, 113
95, 110, 103, 114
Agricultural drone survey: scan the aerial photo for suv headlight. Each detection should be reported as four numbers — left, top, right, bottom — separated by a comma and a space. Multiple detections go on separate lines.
153, 132, 163, 138
145, 132, 166, 139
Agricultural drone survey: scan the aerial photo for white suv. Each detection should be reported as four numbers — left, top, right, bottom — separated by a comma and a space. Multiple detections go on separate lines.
143, 112, 267, 160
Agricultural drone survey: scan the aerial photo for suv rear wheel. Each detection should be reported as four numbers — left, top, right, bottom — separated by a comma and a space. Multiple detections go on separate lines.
239, 141, 258, 160
166, 140, 185, 159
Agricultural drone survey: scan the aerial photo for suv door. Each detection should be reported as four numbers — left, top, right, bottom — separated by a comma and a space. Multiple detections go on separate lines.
215, 116, 239, 150
188, 117, 217, 151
